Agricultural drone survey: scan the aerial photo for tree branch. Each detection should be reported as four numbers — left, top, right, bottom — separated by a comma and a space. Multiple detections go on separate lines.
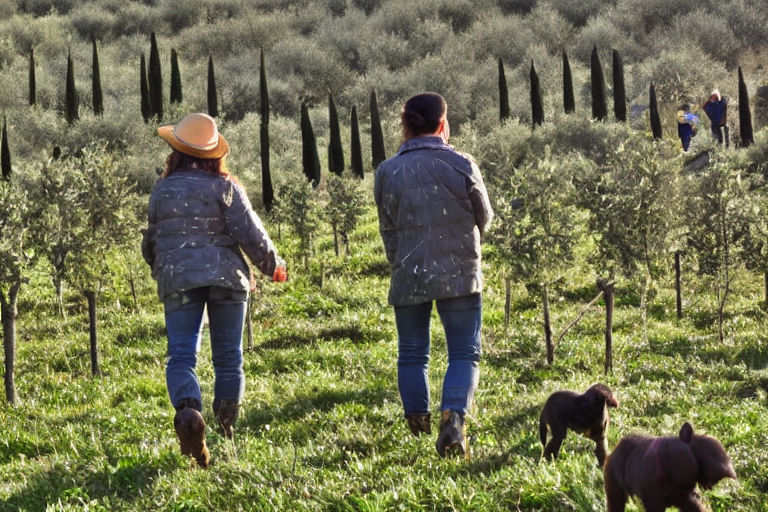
553, 289, 605, 349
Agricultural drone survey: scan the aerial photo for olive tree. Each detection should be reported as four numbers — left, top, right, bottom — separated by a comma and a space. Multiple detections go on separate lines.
29, 146, 139, 375
324, 175, 366, 257
487, 148, 584, 365
0, 178, 29, 403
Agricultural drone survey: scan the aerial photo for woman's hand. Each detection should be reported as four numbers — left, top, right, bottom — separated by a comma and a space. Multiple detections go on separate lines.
272, 264, 287, 282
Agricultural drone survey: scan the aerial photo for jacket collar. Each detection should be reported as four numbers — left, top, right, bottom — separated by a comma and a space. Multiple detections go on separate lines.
397, 136, 452, 156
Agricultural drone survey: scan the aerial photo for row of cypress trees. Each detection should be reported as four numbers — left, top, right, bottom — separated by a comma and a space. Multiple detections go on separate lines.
498, 46, 755, 147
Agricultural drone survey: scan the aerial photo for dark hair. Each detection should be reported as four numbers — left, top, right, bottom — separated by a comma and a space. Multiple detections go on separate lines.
401, 92, 447, 140
163, 150, 230, 179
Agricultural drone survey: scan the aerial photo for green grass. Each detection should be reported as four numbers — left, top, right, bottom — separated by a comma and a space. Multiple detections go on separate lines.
1, 200, 767, 511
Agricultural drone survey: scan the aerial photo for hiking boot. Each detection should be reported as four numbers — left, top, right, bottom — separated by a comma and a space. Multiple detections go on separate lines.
435, 409, 467, 458
213, 398, 240, 439
174, 407, 210, 468
405, 413, 432, 437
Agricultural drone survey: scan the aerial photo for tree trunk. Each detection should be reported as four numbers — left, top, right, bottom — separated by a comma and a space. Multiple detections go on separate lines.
764, 270, 768, 309
86, 291, 100, 376
54, 274, 65, 317
504, 277, 512, 329
1, 282, 20, 404
342, 231, 350, 255
246, 294, 254, 351
332, 223, 339, 257
675, 252, 683, 319
640, 274, 649, 344
542, 282, 553, 365
602, 281, 615, 374
127, 265, 139, 310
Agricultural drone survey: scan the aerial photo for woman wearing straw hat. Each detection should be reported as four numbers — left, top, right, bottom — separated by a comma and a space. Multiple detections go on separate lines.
142, 113, 286, 468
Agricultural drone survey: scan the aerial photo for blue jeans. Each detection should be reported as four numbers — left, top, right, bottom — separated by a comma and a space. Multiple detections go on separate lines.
163, 286, 247, 411
394, 294, 482, 417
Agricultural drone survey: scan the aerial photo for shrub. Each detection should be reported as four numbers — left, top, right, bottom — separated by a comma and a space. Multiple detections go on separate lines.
69, 4, 119, 40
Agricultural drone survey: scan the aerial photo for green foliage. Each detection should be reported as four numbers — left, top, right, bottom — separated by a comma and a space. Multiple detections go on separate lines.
65, 49, 79, 124
300, 102, 321, 187
169, 49, 182, 104
611, 49, 625, 122
325, 174, 366, 255
498, 57, 510, 121
529, 60, 544, 127
276, 175, 320, 266
28, 47, 35, 107
1, 118, 10, 179
562, 50, 575, 114
369, 89, 386, 168
148, 32, 163, 122
589, 46, 607, 121
139, 53, 150, 123
649, 82, 662, 139
207, 54, 218, 118
327, 93, 344, 176
0, 178, 28, 287
91, 38, 103, 116
738, 66, 754, 148
349, 106, 363, 179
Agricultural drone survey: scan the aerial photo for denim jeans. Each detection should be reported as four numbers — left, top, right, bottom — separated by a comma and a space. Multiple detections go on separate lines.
394, 293, 482, 417
163, 286, 247, 411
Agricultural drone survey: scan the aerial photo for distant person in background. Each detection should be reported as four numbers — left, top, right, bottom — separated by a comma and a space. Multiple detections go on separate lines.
374, 93, 493, 458
142, 113, 286, 468
676, 103, 698, 152
702, 89, 729, 147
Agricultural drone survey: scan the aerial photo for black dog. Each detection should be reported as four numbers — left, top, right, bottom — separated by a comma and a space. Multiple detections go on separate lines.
604, 422, 735, 511
539, 383, 619, 466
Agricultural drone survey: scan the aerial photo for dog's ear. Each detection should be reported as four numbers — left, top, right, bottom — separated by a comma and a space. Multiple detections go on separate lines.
679, 422, 694, 443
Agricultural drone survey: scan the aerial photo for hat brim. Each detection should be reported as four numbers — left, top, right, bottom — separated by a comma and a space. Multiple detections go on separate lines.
158, 124, 229, 159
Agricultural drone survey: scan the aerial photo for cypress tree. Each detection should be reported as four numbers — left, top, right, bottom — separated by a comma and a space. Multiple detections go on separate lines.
29, 47, 36, 107
369, 89, 386, 168
350, 105, 364, 179
530, 60, 544, 127
738, 66, 754, 147
300, 102, 321, 187
139, 53, 151, 123
649, 82, 662, 139
207, 55, 218, 118
1, 118, 10, 180
590, 46, 607, 121
148, 32, 163, 121
612, 49, 626, 122
562, 50, 575, 114
170, 48, 182, 104
498, 57, 510, 121
65, 49, 79, 124
91, 37, 103, 116
328, 92, 344, 176
259, 48, 273, 213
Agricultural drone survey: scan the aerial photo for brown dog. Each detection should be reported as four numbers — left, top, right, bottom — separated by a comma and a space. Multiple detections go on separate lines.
174, 408, 210, 468
539, 383, 619, 466
604, 422, 735, 511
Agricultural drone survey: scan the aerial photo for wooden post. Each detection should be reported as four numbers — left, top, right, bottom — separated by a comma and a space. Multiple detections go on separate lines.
86, 291, 100, 376
675, 252, 682, 319
598, 278, 615, 374
1, 283, 20, 404
504, 277, 511, 329
246, 294, 254, 351
543, 282, 553, 365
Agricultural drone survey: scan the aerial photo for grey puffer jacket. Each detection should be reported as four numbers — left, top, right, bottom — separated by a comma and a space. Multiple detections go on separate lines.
374, 136, 493, 306
141, 168, 280, 301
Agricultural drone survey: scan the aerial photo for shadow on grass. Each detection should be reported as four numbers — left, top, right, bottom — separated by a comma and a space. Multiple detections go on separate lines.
258, 324, 370, 349
1, 452, 177, 511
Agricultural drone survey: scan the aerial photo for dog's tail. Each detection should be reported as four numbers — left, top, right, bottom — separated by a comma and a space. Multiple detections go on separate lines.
538, 415, 548, 447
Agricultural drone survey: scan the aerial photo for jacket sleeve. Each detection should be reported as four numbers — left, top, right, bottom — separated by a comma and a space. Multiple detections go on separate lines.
467, 160, 494, 236
222, 180, 282, 277
374, 166, 397, 264
141, 193, 156, 267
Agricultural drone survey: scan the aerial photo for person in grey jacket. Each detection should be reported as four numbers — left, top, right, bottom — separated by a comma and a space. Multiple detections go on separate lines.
374, 93, 493, 457
142, 113, 286, 467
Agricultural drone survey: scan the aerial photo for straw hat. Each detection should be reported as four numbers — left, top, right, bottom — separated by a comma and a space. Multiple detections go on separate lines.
158, 113, 229, 159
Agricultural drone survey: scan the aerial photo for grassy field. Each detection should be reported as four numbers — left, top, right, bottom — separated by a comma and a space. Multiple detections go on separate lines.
1, 192, 767, 511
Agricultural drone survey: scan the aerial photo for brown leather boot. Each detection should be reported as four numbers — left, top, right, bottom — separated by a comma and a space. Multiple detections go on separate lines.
405, 413, 431, 437
214, 399, 240, 439
174, 407, 210, 468
435, 410, 467, 458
